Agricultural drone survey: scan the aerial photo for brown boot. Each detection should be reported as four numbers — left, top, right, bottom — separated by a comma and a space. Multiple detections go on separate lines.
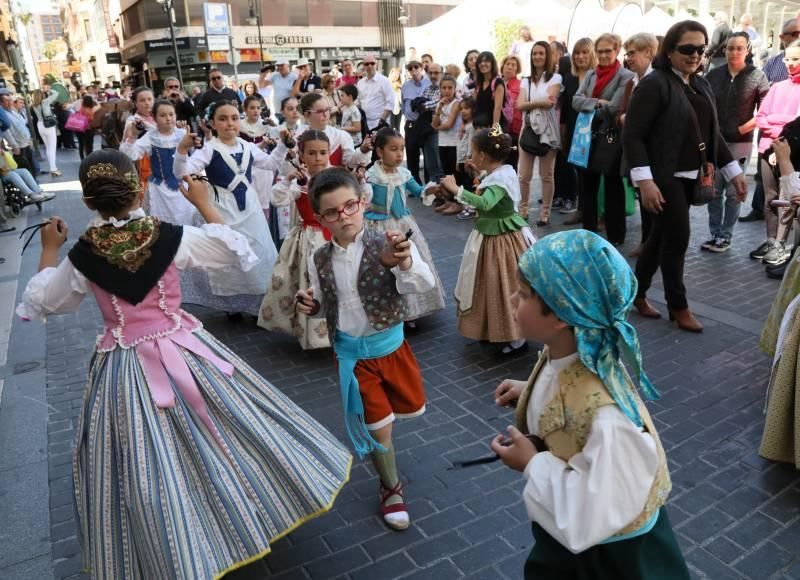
633, 298, 661, 319
668, 308, 703, 333
564, 211, 583, 225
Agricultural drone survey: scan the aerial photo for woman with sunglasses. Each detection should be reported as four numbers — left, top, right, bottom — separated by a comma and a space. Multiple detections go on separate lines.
624, 20, 747, 333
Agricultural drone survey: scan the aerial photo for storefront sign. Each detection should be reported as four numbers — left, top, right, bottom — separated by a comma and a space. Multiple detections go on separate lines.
145, 37, 191, 51
259, 47, 300, 60
317, 48, 390, 60
203, 3, 230, 36
106, 52, 122, 64
244, 35, 313, 46
148, 51, 210, 68
206, 35, 229, 51
209, 50, 229, 64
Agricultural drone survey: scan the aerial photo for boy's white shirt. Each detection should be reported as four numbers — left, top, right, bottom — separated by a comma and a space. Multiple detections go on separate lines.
522, 353, 659, 554
306, 227, 435, 337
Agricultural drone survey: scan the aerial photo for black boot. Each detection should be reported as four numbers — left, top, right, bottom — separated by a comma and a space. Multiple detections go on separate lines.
739, 210, 764, 223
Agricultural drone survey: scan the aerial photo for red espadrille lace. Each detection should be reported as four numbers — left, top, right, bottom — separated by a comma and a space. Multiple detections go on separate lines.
380, 481, 407, 515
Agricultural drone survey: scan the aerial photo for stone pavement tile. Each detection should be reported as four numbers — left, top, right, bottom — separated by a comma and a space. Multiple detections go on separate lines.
735, 541, 795, 579
686, 549, 745, 580
403, 559, 461, 579
451, 536, 515, 575
304, 545, 371, 579
760, 485, 800, 524
0, 554, 52, 580
350, 552, 416, 580
0, 459, 50, 569
725, 512, 783, 551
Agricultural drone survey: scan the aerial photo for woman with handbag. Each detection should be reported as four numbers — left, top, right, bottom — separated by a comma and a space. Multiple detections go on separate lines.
516, 41, 561, 225
31, 86, 60, 177
73, 96, 100, 160
623, 20, 747, 333
572, 33, 633, 246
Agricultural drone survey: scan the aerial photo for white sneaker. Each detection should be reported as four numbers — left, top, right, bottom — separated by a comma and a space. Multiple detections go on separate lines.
28, 192, 55, 203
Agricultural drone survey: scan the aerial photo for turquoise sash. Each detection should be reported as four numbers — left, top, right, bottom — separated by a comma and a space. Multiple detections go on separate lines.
334, 324, 404, 457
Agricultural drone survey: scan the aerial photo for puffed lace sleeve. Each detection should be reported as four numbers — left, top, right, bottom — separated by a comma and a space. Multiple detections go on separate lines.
174, 224, 259, 272
779, 172, 800, 196
16, 259, 90, 321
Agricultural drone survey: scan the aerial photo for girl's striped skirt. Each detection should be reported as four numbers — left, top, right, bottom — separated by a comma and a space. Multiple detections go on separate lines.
73, 328, 352, 579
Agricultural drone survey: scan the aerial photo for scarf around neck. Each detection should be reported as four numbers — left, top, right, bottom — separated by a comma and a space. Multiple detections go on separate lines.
592, 60, 621, 98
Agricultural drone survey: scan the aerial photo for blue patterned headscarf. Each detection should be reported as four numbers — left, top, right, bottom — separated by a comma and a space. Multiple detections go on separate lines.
518, 230, 660, 427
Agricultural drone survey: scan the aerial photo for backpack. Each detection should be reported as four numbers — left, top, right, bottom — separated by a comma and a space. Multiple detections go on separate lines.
491, 76, 515, 128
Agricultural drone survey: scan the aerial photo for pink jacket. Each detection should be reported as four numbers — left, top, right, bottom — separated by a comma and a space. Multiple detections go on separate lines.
756, 79, 800, 153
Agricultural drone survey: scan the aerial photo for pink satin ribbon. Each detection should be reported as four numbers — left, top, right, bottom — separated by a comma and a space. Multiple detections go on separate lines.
136, 329, 234, 448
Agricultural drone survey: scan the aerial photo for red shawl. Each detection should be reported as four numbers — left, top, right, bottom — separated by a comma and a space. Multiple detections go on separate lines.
592, 61, 621, 98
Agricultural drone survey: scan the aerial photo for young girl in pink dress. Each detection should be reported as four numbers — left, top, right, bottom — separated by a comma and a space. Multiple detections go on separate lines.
17, 149, 351, 580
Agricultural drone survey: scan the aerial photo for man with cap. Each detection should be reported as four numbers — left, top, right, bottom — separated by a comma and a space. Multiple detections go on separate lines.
194, 68, 241, 118
400, 61, 433, 185
356, 56, 394, 132
292, 59, 322, 96
262, 59, 299, 122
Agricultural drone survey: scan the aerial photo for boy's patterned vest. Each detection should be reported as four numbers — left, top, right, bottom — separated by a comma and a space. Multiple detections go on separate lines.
312, 229, 407, 343
515, 349, 672, 538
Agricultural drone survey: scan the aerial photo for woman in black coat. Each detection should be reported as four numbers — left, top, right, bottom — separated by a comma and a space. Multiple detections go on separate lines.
623, 20, 748, 332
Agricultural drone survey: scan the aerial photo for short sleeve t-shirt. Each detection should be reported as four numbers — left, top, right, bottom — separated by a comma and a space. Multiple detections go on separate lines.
269, 71, 299, 110
340, 104, 362, 146
520, 73, 562, 125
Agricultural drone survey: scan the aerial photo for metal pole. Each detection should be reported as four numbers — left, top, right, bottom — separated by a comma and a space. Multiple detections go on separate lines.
166, 0, 183, 86
257, 2, 265, 67
227, 3, 239, 87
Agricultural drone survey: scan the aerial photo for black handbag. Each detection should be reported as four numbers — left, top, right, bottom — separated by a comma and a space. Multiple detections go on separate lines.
588, 114, 622, 173
519, 80, 550, 157
42, 115, 57, 128
685, 88, 716, 206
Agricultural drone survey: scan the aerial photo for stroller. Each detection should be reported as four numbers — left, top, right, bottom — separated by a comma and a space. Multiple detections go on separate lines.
1, 177, 44, 217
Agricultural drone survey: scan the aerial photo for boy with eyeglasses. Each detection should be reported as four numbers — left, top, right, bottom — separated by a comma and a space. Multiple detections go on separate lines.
296, 167, 434, 532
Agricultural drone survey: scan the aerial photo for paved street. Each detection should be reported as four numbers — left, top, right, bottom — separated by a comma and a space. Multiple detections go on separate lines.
1, 148, 799, 580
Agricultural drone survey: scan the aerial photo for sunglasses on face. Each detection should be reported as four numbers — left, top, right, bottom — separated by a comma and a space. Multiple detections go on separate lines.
408, 65, 420, 70
211, 76, 223, 81
783, 31, 800, 38
364, 62, 376, 66
674, 44, 707, 56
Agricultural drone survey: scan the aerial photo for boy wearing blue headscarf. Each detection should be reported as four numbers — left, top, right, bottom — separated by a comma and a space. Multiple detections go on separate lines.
491, 230, 690, 579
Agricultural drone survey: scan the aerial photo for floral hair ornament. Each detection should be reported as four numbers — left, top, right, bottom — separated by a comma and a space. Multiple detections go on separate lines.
488, 123, 504, 138
82, 163, 142, 199
86, 163, 117, 179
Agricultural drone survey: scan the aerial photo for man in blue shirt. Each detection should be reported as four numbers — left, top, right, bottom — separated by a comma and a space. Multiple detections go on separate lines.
401, 61, 441, 185
263, 59, 299, 122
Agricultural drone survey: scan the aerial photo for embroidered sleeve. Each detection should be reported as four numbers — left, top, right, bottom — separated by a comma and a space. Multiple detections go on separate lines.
522, 405, 659, 553
175, 224, 259, 272
306, 256, 326, 319
16, 260, 90, 321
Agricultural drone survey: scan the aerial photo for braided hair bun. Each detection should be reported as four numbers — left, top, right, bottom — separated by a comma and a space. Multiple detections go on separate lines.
472, 126, 514, 162
79, 150, 142, 215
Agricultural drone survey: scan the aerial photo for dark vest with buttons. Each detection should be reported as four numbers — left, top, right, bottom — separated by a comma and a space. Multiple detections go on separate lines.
313, 229, 407, 343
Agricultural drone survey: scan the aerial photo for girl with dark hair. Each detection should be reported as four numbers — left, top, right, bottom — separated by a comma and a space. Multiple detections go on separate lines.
120, 99, 196, 225
517, 40, 562, 224
462, 49, 480, 95
125, 86, 156, 188
473, 51, 506, 128
76, 95, 99, 160
363, 127, 445, 324
173, 100, 289, 316
16, 149, 352, 580
258, 130, 338, 348
440, 126, 536, 354
624, 20, 747, 332
297, 92, 372, 168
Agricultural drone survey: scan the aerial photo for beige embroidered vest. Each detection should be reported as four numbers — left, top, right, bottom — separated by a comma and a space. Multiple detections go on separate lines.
515, 348, 672, 537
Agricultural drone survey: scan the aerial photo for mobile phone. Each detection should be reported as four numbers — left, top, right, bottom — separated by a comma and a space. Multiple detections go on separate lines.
404, 228, 413, 240
771, 199, 792, 208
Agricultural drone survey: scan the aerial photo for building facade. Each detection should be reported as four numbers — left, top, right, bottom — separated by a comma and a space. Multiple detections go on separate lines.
117, 0, 458, 89
59, 0, 123, 87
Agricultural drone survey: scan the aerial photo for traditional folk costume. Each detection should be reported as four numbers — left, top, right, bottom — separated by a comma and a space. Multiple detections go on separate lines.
16, 208, 352, 580
123, 115, 156, 190
120, 127, 198, 225
308, 227, 434, 529
295, 124, 371, 168
364, 163, 445, 320
454, 164, 536, 342
257, 177, 331, 350
174, 137, 285, 316
759, 173, 800, 468
240, 119, 275, 215
514, 231, 690, 579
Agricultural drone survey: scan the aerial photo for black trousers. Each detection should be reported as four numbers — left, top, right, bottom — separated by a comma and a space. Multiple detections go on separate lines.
751, 159, 765, 213
554, 150, 577, 204
439, 145, 457, 176
635, 177, 694, 310
77, 131, 94, 160
635, 187, 653, 244
581, 170, 626, 245
404, 121, 441, 185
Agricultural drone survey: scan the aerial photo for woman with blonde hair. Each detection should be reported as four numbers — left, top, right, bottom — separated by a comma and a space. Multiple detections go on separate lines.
559, 37, 597, 222
320, 73, 341, 126
388, 67, 403, 130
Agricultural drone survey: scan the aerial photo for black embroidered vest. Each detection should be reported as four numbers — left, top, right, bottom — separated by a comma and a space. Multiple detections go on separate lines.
68, 218, 183, 305
312, 229, 407, 343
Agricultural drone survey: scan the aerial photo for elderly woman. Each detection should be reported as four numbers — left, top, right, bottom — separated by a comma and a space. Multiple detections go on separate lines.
618, 32, 659, 256
572, 33, 634, 246
320, 73, 341, 126
500, 54, 523, 170
623, 20, 747, 332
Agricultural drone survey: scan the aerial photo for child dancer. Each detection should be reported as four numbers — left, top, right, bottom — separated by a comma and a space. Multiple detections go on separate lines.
124, 86, 156, 190
365, 128, 445, 324
258, 130, 333, 349
297, 92, 372, 168
432, 75, 461, 177
759, 137, 800, 468
440, 126, 535, 354
174, 100, 287, 316
296, 168, 434, 531
491, 230, 689, 579
16, 150, 352, 580
240, 95, 275, 218
120, 99, 196, 225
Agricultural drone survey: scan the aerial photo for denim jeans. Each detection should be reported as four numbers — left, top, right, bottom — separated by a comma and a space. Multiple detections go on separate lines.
3, 168, 41, 195
707, 142, 751, 241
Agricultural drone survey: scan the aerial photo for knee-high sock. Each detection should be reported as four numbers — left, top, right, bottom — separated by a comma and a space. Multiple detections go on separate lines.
371, 445, 403, 506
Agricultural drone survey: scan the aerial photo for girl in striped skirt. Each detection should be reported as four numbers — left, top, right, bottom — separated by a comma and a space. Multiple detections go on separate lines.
16, 149, 352, 580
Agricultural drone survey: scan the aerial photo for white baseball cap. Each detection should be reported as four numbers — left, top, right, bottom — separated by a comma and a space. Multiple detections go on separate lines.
294, 58, 310, 68
275, 58, 289, 66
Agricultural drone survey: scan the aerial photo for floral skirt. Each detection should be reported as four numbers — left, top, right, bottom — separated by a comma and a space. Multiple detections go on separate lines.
366, 216, 446, 321
258, 225, 330, 350
74, 328, 351, 580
